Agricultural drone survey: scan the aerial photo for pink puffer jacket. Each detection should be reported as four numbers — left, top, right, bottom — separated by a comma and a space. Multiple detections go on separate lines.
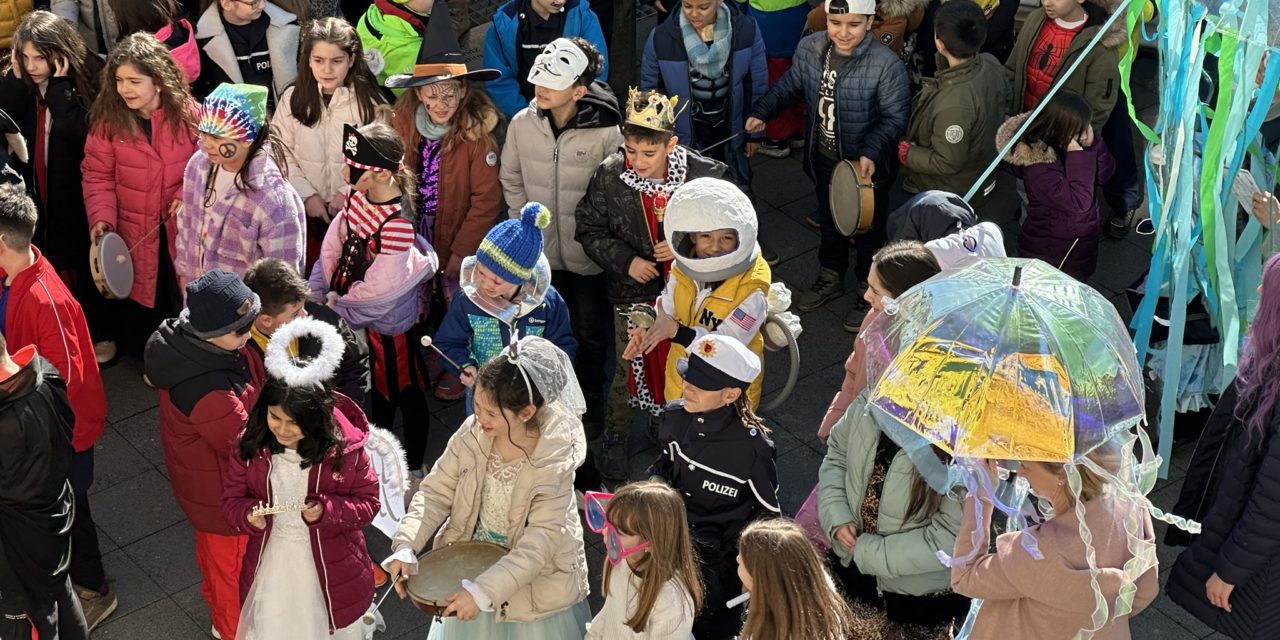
223, 394, 379, 631
82, 104, 198, 308
155, 19, 201, 84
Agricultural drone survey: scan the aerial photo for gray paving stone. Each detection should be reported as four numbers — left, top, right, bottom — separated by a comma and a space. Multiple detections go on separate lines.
112, 406, 166, 470
99, 548, 167, 620
758, 208, 820, 266
91, 468, 186, 547
87, 426, 151, 497
776, 441, 824, 516
1091, 235, 1154, 295
123, 521, 202, 594
1131, 606, 1203, 640
101, 355, 159, 425
92, 597, 209, 640
756, 157, 819, 209
761, 376, 838, 454
171, 582, 213, 634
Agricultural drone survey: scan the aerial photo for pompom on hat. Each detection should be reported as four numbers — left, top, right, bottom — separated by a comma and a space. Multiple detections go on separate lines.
683, 334, 761, 392
198, 83, 268, 143
477, 203, 552, 285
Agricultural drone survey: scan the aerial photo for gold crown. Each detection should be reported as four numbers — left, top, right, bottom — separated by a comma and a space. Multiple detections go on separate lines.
625, 88, 685, 134
249, 499, 309, 518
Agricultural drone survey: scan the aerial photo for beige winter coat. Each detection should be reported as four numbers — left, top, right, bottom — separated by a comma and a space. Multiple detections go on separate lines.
392, 407, 590, 623
499, 93, 624, 275
275, 85, 373, 202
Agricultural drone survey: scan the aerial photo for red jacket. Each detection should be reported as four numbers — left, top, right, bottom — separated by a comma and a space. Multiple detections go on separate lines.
144, 317, 265, 535
224, 394, 378, 631
2, 246, 107, 451
82, 104, 198, 308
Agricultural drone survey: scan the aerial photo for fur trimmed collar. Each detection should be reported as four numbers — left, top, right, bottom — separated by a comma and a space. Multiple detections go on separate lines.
996, 113, 1059, 167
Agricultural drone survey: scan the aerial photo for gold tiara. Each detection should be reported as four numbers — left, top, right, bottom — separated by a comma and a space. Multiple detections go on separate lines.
625, 88, 686, 134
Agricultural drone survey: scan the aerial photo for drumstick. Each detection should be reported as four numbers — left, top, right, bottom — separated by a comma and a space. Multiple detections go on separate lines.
699, 130, 744, 155
726, 592, 750, 609
419, 336, 467, 372
361, 575, 406, 626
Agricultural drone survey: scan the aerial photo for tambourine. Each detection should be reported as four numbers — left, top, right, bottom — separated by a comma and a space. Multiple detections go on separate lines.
406, 541, 507, 616
829, 159, 876, 237
89, 232, 134, 300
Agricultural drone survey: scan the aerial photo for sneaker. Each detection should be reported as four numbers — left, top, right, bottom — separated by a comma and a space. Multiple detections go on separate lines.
75, 581, 118, 631
212, 625, 222, 639
142, 373, 154, 388
757, 139, 791, 159
843, 299, 871, 333
433, 372, 465, 401
93, 340, 117, 365
1108, 209, 1135, 239
796, 268, 844, 312
805, 213, 820, 229
788, 134, 806, 149
762, 245, 780, 266
599, 432, 629, 483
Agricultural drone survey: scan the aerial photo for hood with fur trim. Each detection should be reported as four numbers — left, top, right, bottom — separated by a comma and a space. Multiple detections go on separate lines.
996, 112, 1059, 167
877, 0, 931, 19
1084, 0, 1131, 49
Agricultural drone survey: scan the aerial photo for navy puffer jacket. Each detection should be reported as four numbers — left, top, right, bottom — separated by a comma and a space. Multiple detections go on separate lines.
1167, 380, 1280, 639
749, 31, 911, 177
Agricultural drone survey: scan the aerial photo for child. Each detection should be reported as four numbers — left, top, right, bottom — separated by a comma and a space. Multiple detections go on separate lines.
898, 0, 1009, 208
243, 257, 370, 405
192, 0, 301, 108
574, 87, 725, 482
275, 16, 385, 270
110, 0, 202, 83
143, 269, 267, 639
641, 0, 767, 198
802, 0, 928, 57
1006, 0, 1122, 130
584, 481, 702, 639
357, 0, 470, 92
176, 82, 306, 288
310, 116, 437, 475
735, 519, 857, 640
484, 0, 610, 119
500, 36, 622, 442
0, 185, 114, 629
997, 90, 1114, 282
647, 334, 779, 640
2, 11, 113, 362
224, 317, 379, 639
0, 332, 90, 640
624, 177, 770, 408
387, 10, 503, 399
434, 203, 577, 414
746, 0, 810, 158
745, 0, 910, 329
83, 32, 199, 342
383, 336, 592, 637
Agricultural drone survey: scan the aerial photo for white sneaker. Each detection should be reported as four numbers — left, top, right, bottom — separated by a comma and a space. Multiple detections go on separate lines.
93, 341, 117, 364
211, 625, 221, 639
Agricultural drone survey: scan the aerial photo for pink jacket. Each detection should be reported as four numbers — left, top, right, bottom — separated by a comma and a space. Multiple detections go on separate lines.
82, 105, 198, 308
155, 19, 200, 84
224, 394, 379, 631
819, 309, 879, 441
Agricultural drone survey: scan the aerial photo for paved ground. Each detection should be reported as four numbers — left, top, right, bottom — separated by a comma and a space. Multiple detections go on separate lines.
84, 53, 1228, 639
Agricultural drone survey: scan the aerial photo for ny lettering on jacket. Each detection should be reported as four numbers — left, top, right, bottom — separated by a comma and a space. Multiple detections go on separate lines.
698, 308, 723, 330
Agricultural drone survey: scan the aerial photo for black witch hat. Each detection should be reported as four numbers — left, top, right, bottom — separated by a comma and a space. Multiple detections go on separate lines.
384, 8, 500, 89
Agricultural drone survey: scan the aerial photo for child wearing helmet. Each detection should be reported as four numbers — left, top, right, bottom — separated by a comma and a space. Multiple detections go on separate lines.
624, 177, 770, 408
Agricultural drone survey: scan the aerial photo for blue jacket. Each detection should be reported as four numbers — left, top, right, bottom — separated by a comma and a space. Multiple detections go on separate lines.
483, 0, 609, 119
433, 286, 577, 374
749, 32, 911, 177
732, 0, 809, 57
640, 4, 768, 147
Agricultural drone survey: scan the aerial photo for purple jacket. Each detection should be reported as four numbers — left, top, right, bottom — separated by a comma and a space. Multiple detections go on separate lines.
998, 113, 1115, 282
176, 149, 306, 284
223, 394, 378, 631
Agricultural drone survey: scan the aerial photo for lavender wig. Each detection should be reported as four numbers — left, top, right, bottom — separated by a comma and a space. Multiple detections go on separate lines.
1235, 253, 1280, 439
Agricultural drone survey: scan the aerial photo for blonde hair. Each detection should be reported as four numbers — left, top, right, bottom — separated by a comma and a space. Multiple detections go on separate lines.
602, 481, 704, 633
1028, 457, 1111, 508
738, 519, 855, 640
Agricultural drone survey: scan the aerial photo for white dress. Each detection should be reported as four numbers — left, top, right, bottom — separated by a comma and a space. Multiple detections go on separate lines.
237, 449, 371, 640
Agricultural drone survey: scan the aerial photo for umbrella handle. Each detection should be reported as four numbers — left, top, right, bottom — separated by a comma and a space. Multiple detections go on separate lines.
761, 315, 800, 413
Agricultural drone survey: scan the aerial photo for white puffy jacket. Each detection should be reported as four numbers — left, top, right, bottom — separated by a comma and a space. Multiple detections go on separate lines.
275, 84, 373, 203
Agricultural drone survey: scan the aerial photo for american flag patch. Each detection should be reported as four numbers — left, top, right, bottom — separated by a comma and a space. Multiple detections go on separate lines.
729, 308, 756, 331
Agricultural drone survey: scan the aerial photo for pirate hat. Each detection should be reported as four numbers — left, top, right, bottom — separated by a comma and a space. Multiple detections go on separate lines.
342, 123, 400, 173
385, 9, 500, 89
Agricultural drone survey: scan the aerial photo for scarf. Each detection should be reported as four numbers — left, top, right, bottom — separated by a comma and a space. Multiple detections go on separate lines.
415, 105, 449, 140
680, 4, 732, 79
620, 145, 689, 198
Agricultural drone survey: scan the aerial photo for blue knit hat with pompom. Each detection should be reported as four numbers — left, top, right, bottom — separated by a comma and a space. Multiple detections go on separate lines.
477, 202, 552, 285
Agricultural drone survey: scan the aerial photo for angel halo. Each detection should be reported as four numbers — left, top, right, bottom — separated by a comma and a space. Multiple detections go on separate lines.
263, 317, 345, 388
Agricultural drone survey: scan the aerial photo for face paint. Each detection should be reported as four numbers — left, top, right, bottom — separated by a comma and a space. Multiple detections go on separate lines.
218, 142, 238, 159
423, 82, 460, 109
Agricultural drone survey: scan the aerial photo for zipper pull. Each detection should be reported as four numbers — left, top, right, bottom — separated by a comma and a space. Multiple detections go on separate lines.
553, 147, 559, 164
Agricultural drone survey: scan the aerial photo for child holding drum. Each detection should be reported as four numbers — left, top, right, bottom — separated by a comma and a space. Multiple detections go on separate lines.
224, 317, 380, 640
584, 481, 702, 639
383, 336, 592, 639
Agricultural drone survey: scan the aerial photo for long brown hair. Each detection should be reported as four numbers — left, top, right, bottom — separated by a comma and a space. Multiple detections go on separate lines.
738, 519, 855, 640
90, 33, 197, 140
11, 11, 101, 105
1024, 89, 1092, 158
393, 79, 500, 156
601, 481, 704, 633
354, 106, 417, 218
110, 0, 182, 35
290, 17, 383, 128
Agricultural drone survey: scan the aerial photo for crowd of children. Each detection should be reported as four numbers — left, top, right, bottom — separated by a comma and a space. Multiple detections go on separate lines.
0, 0, 1263, 638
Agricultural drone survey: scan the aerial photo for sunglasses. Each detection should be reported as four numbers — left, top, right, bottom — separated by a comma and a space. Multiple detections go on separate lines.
584, 492, 650, 566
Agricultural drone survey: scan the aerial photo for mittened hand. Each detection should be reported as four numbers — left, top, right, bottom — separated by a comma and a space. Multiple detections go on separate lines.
897, 141, 912, 166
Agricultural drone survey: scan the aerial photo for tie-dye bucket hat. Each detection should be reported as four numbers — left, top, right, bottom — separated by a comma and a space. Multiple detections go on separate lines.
198, 83, 268, 143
